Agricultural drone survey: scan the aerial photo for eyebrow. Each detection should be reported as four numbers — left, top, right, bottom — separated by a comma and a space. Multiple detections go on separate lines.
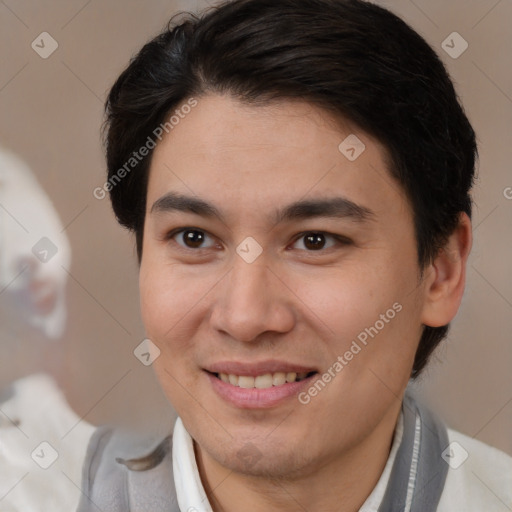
150, 191, 376, 224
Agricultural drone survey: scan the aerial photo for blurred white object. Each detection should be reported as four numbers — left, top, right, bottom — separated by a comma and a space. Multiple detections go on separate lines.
0, 373, 94, 511
0, 151, 94, 510
0, 148, 71, 339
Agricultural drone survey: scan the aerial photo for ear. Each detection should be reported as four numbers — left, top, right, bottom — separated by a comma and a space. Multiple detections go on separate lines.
420, 212, 473, 328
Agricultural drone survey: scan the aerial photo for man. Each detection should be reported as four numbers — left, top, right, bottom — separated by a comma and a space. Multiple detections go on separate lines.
79, 0, 512, 510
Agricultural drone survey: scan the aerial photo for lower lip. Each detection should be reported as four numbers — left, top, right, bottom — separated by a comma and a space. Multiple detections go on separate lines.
205, 371, 317, 409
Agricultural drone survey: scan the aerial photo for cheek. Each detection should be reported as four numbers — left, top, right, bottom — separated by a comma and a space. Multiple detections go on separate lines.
296, 262, 396, 333
139, 263, 205, 404
298, 258, 420, 374
139, 257, 217, 354
139, 256, 186, 346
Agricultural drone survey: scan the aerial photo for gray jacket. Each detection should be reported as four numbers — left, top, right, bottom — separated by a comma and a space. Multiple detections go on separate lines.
77, 392, 449, 511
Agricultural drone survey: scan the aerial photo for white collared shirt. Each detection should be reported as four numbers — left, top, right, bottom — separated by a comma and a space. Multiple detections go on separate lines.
2, 379, 511, 511
0, 374, 95, 512
172, 413, 405, 512
172, 414, 512, 511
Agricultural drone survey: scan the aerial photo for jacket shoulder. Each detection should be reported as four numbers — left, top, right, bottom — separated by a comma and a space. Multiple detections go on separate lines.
77, 426, 179, 512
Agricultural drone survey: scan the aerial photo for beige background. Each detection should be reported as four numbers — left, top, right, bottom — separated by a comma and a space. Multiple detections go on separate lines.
0, 0, 511, 454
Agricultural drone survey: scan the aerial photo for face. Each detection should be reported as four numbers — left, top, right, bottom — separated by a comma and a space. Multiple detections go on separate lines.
140, 94, 428, 478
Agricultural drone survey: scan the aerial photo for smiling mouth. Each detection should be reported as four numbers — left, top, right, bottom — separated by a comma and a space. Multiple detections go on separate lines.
209, 371, 317, 389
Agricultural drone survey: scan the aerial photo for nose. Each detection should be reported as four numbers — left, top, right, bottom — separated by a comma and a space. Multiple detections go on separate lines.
209, 255, 295, 343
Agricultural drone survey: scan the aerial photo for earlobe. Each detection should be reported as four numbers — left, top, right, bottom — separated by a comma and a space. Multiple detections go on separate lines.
420, 212, 473, 328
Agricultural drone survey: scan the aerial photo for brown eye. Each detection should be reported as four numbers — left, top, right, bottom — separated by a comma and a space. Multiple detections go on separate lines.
168, 228, 217, 250
182, 230, 206, 248
292, 232, 339, 251
303, 233, 327, 250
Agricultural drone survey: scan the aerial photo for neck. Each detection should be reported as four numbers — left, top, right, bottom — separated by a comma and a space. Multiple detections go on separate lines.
194, 403, 402, 512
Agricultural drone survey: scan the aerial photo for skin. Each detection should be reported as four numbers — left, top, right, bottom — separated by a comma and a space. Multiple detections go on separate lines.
139, 94, 472, 512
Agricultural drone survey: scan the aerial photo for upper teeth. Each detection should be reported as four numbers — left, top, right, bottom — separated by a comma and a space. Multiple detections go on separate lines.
217, 372, 309, 389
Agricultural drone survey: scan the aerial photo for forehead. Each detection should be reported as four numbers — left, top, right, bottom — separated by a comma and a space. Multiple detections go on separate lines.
147, 94, 409, 224
152, 94, 370, 163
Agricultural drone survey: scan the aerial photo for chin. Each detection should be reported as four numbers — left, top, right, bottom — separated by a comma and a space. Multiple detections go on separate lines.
193, 423, 323, 480
220, 441, 315, 480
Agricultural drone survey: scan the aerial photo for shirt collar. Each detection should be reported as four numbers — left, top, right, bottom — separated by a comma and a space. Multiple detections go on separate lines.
172, 410, 404, 512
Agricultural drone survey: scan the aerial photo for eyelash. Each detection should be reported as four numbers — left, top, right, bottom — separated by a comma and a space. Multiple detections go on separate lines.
164, 227, 351, 254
